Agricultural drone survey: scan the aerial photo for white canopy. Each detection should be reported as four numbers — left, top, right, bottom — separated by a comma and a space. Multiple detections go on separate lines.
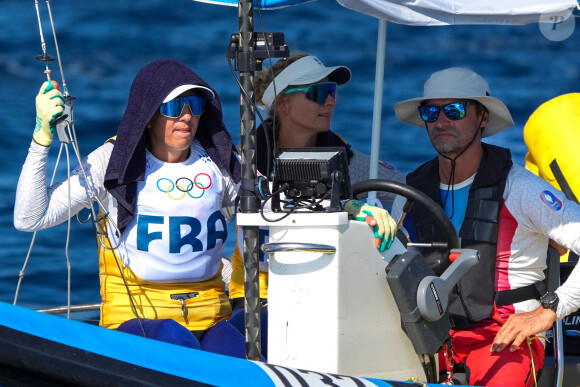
195, 0, 578, 21
335, 0, 579, 25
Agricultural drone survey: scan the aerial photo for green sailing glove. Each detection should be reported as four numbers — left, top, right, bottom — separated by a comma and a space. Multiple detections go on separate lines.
34, 81, 64, 147
344, 199, 397, 252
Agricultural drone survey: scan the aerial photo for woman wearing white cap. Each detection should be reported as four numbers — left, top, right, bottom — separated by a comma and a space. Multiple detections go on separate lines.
255, 54, 405, 197
228, 54, 404, 312
14, 59, 253, 358
391, 67, 580, 386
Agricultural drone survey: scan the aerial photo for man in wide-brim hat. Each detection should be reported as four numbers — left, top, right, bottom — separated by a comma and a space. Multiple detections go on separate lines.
391, 67, 580, 386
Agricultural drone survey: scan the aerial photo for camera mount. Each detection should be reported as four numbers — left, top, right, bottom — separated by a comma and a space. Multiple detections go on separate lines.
227, 32, 289, 72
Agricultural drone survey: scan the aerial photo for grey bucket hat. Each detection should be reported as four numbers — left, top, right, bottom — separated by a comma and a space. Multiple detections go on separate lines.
394, 67, 514, 138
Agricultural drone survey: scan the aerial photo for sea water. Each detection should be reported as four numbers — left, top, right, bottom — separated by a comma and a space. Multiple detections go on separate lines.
0, 0, 578, 309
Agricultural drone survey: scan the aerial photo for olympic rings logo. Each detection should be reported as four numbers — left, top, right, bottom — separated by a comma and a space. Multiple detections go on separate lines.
156, 174, 213, 200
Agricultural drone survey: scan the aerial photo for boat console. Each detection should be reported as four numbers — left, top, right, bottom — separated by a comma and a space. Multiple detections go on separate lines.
238, 147, 480, 381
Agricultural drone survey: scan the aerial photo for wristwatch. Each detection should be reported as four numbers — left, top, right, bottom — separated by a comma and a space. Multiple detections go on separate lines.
540, 292, 559, 313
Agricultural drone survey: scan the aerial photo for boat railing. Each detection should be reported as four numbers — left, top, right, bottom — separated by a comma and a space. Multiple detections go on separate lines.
35, 303, 100, 315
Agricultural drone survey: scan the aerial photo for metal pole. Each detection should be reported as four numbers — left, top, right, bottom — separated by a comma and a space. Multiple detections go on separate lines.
367, 19, 388, 206
36, 303, 100, 314
238, 0, 262, 361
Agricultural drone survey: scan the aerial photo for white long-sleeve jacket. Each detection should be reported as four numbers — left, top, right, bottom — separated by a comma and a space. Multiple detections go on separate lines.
392, 164, 580, 321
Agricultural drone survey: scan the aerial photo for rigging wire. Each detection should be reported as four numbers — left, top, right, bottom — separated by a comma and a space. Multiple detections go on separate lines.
227, 58, 273, 169
20, 0, 78, 318
64, 145, 73, 319
257, 6, 279, 176
45, 0, 69, 97
227, 4, 285, 179
33, 0, 53, 81
20, 1, 147, 336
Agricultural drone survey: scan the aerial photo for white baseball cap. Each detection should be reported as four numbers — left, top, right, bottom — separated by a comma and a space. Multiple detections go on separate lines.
163, 84, 215, 103
261, 55, 351, 109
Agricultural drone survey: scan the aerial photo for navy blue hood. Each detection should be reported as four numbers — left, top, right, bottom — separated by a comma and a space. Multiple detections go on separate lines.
104, 59, 240, 232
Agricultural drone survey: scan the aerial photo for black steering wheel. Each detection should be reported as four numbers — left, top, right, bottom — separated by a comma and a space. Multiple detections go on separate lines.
352, 179, 459, 251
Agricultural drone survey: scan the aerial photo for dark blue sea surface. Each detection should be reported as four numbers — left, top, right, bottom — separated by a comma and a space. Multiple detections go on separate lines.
1, 0, 579, 310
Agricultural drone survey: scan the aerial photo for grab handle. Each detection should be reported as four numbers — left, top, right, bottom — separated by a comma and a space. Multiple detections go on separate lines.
261, 242, 336, 255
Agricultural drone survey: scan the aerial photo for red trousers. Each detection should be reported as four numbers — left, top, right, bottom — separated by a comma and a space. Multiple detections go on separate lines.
443, 319, 545, 387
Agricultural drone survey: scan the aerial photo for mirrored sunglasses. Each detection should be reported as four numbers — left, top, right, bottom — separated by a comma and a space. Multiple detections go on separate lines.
283, 82, 338, 105
160, 95, 206, 118
418, 101, 475, 123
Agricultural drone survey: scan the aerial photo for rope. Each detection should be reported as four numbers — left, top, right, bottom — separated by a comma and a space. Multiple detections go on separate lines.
527, 335, 548, 387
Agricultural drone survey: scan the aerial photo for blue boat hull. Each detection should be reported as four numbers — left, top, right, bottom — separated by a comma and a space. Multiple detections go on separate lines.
0, 302, 441, 386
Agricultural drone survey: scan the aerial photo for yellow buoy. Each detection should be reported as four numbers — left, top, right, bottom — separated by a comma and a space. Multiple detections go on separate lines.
524, 93, 580, 262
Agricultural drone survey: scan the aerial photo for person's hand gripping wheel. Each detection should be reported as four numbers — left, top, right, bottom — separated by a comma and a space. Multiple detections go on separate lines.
344, 199, 396, 252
